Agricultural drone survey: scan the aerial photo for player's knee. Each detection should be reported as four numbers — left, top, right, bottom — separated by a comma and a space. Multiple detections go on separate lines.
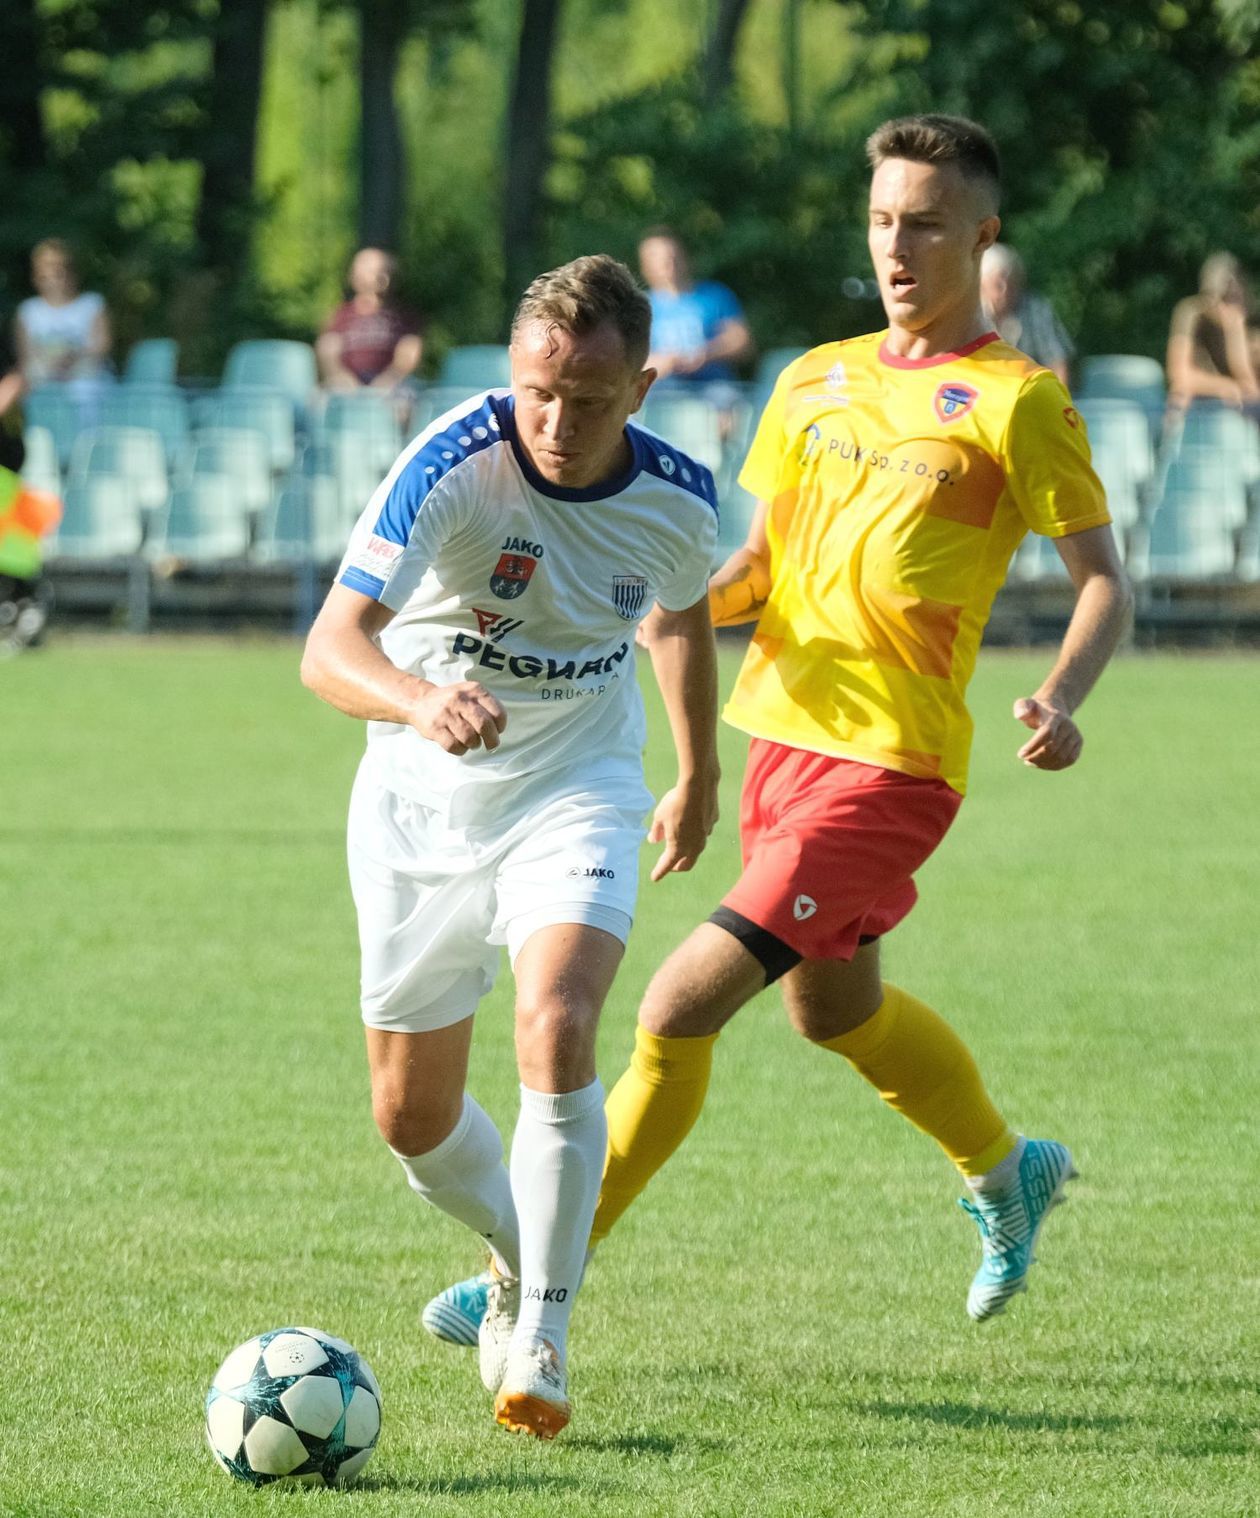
785, 993, 879, 1044
514, 994, 598, 1072
370, 1079, 461, 1156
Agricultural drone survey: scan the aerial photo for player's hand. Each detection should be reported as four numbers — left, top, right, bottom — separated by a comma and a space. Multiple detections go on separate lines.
1013, 696, 1082, 770
412, 681, 507, 755
648, 778, 719, 881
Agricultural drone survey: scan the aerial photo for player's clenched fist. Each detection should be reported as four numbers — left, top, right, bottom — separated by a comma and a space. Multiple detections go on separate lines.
413, 681, 507, 755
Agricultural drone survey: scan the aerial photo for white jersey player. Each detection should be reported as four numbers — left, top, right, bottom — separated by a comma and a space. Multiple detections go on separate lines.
301, 255, 721, 1441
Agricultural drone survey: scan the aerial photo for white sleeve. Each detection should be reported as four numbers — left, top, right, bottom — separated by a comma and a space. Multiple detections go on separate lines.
337, 459, 472, 610
655, 500, 718, 611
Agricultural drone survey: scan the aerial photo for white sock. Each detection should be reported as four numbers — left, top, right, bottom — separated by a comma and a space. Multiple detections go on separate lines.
391, 1094, 520, 1277
966, 1134, 1028, 1197
509, 1079, 606, 1362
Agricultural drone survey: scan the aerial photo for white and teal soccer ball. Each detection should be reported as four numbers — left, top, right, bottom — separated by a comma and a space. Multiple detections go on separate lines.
205, 1326, 382, 1487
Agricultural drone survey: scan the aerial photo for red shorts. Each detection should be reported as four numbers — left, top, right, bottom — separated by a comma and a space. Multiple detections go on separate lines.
720, 739, 962, 961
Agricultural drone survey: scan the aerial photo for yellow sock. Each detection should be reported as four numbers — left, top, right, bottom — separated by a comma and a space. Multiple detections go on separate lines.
590, 1026, 717, 1244
819, 984, 1015, 1177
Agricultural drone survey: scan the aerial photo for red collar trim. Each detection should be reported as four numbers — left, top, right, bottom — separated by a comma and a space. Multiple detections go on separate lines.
878, 331, 1000, 369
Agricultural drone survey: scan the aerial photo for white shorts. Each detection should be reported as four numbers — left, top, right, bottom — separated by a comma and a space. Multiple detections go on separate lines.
347, 758, 651, 1034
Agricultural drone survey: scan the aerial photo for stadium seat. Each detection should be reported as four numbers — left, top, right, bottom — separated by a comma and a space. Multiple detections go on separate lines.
437, 345, 512, 391
67, 426, 170, 516
1144, 407, 1258, 579
1077, 398, 1156, 541
21, 425, 61, 496
52, 475, 145, 558
256, 472, 346, 564
178, 428, 274, 517
408, 386, 479, 438
222, 340, 318, 414
25, 385, 88, 468
755, 346, 810, 388
1077, 354, 1167, 438
151, 476, 253, 561
193, 388, 297, 473
639, 392, 725, 475
317, 391, 404, 475
123, 338, 178, 385
101, 385, 190, 464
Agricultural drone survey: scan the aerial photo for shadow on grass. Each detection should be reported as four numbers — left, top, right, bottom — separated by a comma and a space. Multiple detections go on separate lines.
860, 1400, 1130, 1435
346, 1471, 583, 1497
566, 1431, 728, 1457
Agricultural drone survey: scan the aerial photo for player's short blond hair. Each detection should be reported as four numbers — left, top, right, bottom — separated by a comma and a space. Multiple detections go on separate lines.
511, 255, 651, 370
866, 114, 1001, 209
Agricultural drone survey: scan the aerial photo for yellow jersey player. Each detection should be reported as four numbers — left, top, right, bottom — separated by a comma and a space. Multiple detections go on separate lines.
426, 115, 1132, 1350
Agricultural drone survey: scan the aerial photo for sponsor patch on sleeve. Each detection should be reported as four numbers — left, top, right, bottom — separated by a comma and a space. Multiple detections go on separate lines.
350, 534, 405, 578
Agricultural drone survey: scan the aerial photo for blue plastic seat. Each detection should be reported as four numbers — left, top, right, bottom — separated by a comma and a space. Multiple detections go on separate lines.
178, 428, 274, 517
21, 425, 61, 496
123, 339, 178, 385
317, 392, 403, 475
100, 385, 190, 464
24, 386, 88, 468
1144, 407, 1258, 579
1076, 399, 1155, 537
1077, 354, 1167, 438
222, 340, 318, 414
151, 476, 253, 561
437, 345, 511, 391
193, 388, 297, 473
256, 472, 346, 564
51, 476, 145, 558
67, 427, 169, 515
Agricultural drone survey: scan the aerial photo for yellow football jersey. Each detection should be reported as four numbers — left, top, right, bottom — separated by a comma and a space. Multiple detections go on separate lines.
727, 331, 1110, 794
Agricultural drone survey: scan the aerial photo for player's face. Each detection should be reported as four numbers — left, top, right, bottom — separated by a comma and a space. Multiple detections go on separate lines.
868, 159, 999, 337
511, 319, 654, 490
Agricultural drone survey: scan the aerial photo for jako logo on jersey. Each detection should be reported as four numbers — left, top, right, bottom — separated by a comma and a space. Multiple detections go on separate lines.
490, 538, 544, 600
933, 383, 979, 424
451, 631, 630, 683
473, 607, 523, 642
567, 866, 615, 879
611, 575, 648, 620
793, 894, 817, 921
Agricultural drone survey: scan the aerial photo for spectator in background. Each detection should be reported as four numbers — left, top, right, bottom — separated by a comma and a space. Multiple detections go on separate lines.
637, 228, 754, 388
318, 247, 424, 393
15, 239, 113, 421
1166, 252, 1260, 414
980, 243, 1073, 388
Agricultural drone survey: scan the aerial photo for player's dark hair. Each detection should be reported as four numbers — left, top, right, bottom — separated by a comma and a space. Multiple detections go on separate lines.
866, 114, 1001, 207
512, 255, 652, 370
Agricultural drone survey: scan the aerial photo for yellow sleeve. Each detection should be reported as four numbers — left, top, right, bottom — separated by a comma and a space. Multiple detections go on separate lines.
737, 363, 798, 502
1003, 370, 1111, 537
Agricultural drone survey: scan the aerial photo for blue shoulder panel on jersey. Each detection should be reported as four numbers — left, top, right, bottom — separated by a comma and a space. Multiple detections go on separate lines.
629, 424, 719, 516
369, 392, 508, 547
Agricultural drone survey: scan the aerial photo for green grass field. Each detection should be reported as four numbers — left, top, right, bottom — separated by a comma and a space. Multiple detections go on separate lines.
1, 638, 1257, 1517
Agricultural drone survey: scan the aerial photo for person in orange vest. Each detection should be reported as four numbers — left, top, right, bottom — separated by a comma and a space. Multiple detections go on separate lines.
0, 434, 62, 652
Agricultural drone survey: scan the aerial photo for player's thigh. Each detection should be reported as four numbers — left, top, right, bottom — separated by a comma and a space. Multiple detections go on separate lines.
639, 921, 767, 1038
364, 1018, 475, 1153
780, 939, 884, 1041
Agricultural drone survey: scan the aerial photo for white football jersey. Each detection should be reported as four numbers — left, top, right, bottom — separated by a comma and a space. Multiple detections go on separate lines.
337, 389, 718, 812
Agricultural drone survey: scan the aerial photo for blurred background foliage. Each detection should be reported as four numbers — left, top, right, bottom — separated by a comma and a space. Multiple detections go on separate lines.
1, 0, 1256, 375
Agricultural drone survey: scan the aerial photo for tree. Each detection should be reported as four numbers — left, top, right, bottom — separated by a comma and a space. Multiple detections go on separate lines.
703, 0, 754, 104
845, 0, 1260, 355
503, 0, 565, 307
196, 0, 270, 281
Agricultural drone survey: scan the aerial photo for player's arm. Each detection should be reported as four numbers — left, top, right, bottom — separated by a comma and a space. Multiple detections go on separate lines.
1013, 524, 1132, 770
708, 497, 772, 626
300, 583, 505, 755
639, 595, 721, 880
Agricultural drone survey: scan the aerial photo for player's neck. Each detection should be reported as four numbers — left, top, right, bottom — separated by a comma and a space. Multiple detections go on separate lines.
883, 305, 992, 362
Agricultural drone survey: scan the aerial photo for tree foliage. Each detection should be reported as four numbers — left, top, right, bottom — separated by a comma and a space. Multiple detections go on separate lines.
846, 0, 1260, 354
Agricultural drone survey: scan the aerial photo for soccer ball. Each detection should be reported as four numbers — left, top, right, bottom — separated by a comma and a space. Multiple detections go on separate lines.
205, 1326, 382, 1487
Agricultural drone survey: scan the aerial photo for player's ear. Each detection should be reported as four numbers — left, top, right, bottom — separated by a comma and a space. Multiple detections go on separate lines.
976, 215, 1001, 259
631, 366, 657, 412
